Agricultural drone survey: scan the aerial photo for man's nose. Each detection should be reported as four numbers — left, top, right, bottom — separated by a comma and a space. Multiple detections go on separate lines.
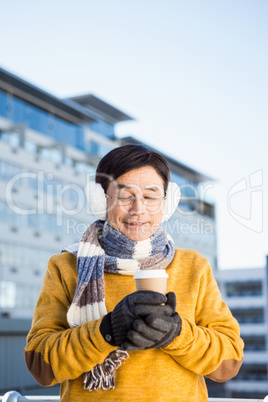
129, 198, 145, 214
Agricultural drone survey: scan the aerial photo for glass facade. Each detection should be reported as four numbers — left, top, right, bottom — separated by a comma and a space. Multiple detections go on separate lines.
0, 159, 22, 181
12, 95, 50, 136
53, 116, 84, 150
0, 89, 8, 117
89, 120, 115, 139
0, 88, 118, 153
0, 242, 53, 271
0, 89, 109, 153
0, 281, 42, 310
0, 241, 54, 310
171, 171, 199, 197
0, 157, 95, 253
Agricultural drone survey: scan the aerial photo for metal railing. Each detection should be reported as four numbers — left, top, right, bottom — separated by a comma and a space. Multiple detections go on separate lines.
0, 391, 267, 402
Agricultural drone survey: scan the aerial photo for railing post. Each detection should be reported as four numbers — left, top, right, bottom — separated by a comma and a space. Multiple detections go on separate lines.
2, 391, 22, 402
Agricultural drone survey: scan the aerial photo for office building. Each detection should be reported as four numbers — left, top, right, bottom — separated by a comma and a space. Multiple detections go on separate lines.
213, 260, 268, 399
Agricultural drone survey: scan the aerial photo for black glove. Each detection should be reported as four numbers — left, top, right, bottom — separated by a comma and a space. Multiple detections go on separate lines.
121, 292, 182, 351
100, 290, 173, 346
121, 313, 182, 351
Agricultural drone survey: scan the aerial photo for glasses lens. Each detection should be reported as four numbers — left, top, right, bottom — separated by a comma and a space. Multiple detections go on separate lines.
115, 195, 164, 208
117, 196, 133, 206
142, 197, 162, 206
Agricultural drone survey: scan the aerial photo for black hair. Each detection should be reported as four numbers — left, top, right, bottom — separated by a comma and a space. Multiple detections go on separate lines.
95, 144, 170, 194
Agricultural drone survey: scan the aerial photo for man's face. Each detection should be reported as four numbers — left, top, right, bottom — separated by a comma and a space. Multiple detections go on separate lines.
106, 166, 165, 241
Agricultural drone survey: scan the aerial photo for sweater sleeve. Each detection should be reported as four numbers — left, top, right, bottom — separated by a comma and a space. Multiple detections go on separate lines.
24, 253, 116, 386
162, 259, 244, 382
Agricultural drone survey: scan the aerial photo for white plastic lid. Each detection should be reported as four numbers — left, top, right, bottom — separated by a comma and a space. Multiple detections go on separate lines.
134, 270, 169, 279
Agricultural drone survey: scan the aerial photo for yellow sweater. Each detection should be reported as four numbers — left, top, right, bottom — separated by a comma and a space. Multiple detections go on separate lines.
25, 248, 244, 401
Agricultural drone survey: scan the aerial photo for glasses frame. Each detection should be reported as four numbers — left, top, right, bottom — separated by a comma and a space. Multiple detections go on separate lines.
105, 193, 166, 207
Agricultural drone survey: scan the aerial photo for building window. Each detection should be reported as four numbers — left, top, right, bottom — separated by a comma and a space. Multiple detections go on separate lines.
0, 199, 23, 226
24, 139, 37, 153
234, 363, 267, 381
89, 120, 115, 139
12, 96, 50, 135
0, 159, 22, 181
0, 241, 57, 272
0, 89, 8, 117
0, 281, 16, 308
87, 140, 99, 155
226, 281, 262, 297
171, 172, 199, 198
16, 284, 41, 308
231, 308, 264, 324
0, 130, 21, 147
243, 335, 266, 351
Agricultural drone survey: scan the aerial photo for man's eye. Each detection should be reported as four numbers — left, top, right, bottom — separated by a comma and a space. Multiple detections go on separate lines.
117, 195, 133, 200
143, 194, 161, 199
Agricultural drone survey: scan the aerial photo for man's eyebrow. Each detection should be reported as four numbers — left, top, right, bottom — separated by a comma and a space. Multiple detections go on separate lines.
114, 184, 131, 189
114, 184, 162, 192
144, 185, 161, 192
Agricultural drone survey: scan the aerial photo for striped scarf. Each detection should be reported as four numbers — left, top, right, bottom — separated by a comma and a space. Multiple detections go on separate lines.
65, 220, 175, 391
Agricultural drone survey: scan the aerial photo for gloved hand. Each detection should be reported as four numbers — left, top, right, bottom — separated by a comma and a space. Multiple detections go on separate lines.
121, 292, 182, 351
100, 290, 174, 347
121, 312, 182, 351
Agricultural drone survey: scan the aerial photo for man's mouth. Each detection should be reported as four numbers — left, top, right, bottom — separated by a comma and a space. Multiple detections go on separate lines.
124, 222, 147, 226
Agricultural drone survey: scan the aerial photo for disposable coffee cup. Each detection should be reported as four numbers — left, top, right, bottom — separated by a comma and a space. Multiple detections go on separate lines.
134, 270, 169, 294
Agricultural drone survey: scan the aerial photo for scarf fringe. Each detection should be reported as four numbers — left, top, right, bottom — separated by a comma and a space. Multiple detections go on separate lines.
84, 350, 130, 391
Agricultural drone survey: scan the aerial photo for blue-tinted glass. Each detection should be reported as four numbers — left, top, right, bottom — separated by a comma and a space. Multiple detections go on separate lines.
12, 97, 50, 135
76, 126, 84, 150
0, 89, 8, 117
88, 140, 99, 155
54, 118, 85, 150
0, 132, 20, 147
89, 120, 115, 139
4, 93, 90, 151
171, 172, 198, 197
0, 160, 21, 181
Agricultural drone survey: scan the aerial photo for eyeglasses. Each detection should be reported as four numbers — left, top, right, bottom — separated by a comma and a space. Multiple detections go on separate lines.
105, 194, 166, 207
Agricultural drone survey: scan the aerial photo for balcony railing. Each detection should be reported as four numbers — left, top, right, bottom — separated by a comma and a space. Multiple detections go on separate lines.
0, 391, 267, 402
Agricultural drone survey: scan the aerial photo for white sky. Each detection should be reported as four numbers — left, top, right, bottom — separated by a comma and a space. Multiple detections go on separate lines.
1, 0, 267, 269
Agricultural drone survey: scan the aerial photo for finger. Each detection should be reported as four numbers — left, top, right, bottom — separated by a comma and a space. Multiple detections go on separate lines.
145, 314, 174, 332
121, 340, 137, 351
134, 303, 174, 317
133, 319, 165, 341
127, 329, 156, 348
165, 292, 177, 311
121, 340, 139, 351
130, 290, 167, 306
